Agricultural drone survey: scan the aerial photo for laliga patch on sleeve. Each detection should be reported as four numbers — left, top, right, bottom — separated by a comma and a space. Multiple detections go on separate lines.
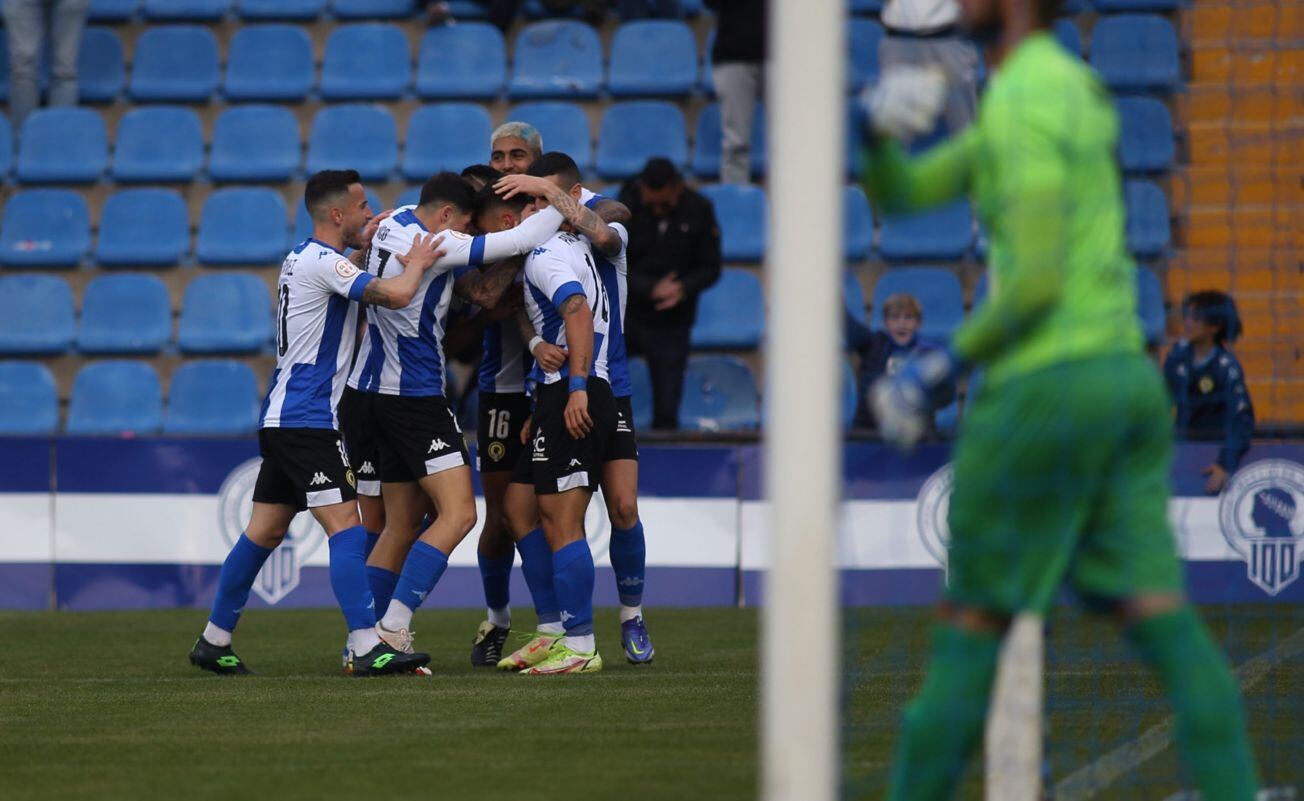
335, 258, 359, 278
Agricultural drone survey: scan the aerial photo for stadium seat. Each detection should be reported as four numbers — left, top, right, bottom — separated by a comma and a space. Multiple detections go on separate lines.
506, 102, 593, 173
293, 188, 381, 244
224, 25, 315, 102
306, 105, 399, 181
197, 188, 288, 265
79, 28, 125, 102
446, 0, 488, 18
1116, 96, 1174, 173
1089, 15, 1180, 93
332, 0, 414, 18
417, 23, 506, 99
210, 106, 301, 182
1, 190, 90, 268
699, 28, 715, 94
403, 104, 492, 180
1124, 179, 1171, 258
66, 361, 163, 435
0, 113, 11, 178
509, 21, 603, 98
320, 23, 411, 101
878, 200, 973, 261
1052, 18, 1083, 58
395, 186, 422, 209
77, 274, 171, 355
845, 270, 868, 328
848, 19, 885, 90
841, 358, 858, 429
88, 0, 138, 21
679, 356, 760, 432
111, 107, 204, 183
16, 108, 106, 183
690, 268, 764, 348
235, 0, 325, 18
1092, 0, 1181, 12
596, 101, 688, 179
1135, 266, 1165, 344
142, 0, 230, 20
0, 362, 58, 434
608, 20, 697, 97
699, 184, 766, 262
627, 357, 653, 430
129, 26, 219, 102
178, 273, 273, 353
870, 267, 965, 341
0, 275, 74, 354
691, 103, 766, 180
844, 186, 873, 262
95, 189, 190, 267
165, 360, 261, 435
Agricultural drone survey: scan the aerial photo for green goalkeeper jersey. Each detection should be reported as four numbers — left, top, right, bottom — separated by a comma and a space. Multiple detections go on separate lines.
862, 31, 1143, 389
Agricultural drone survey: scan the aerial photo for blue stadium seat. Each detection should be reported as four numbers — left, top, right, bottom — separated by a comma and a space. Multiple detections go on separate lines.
0, 113, 11, 178
506, 102, 593, 173
870, 267, 965, 341
306, 104, 399, 181
165, 360, 260, 435
77, 274, 171, 355
841, 358, 858, 429
845, 270, 868, 328
236, 0, 325, 18
79, 28, 125, 102
848, 19, 885, 90
699, 184, 766, 262
0, 362, 58, 434
197, 188, 288, 265
224, 24, 315, 102
111, 107, 204, 183
1090, 15, 1180, 93
333, 0, 414, 18
404, 104, 492, 180
446, 0, 488, 18
320, 23, 412, 101
679, 356, 760, 432
96, 189, 190, 267
417, 23, 505, 99
142, 0, 230, 19
178, 273, 273, 353
293, 188, 382, 246
691, 103, 765, 180
396, 186, 422, 208
849, 0, 882, 12
1053, 18, 1083, 58
509, 21, 604, 98
129, 26, 219, 102
1092, 0, 1181, 12
878, 200, 973, 261
88, 0, 138, 21
0, 190, 89, 267
0, 275, 74, 354
844, 186, 873, 262
1136, 266, 1165, 344
690, 268, 764, 348
1124, 179, 1171, 258
16, 108, 106, 183
1116, 96, 1174, 173
210, 106, 301, 182
627, 357, 652, 430
66, 361, 163, 435
608, 20, 697, 97
596, 101, 688, 179
699, 27, 715, 94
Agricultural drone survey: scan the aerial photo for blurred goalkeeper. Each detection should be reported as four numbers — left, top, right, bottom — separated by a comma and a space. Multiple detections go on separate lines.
859, 0, 1259, 798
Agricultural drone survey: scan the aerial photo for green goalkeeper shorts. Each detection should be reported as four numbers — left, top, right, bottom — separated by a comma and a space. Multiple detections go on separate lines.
946, 353, 1184, 614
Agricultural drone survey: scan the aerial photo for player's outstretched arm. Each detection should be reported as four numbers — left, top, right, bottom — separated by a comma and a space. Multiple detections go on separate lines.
496, 174, 624, 257
559, 292, 595, 439
361, 233, 446, 309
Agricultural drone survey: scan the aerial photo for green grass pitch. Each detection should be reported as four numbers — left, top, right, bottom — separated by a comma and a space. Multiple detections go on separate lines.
0, 606, 1297, 800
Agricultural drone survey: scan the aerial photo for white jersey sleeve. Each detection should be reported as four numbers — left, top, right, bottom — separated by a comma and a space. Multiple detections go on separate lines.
301, 251, 373, 302
433, 205, 565, 271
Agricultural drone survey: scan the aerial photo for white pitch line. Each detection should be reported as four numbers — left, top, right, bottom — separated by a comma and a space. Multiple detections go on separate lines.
1054, 625, 1304, 801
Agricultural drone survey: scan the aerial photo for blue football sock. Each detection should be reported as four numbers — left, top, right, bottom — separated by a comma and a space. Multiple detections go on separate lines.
478, 549, 515, 613
207, 534, 273, 633
364, 530, 380, 559
517, 528, 560, 624
366, 565, 400, 619
327, 526, 375, 633
386, 541, 449, 624
609, 520, 647, 607
552, 540, 595, 637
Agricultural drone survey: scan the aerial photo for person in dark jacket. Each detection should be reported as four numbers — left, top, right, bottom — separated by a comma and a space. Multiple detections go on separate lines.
1164, 289, 1254, 494
705, 0, 766, 183
851, 293, 955, 431
619, 158, 723, 429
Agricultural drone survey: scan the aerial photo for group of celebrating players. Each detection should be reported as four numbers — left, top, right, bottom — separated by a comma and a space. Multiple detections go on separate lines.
189, 122, 652, 677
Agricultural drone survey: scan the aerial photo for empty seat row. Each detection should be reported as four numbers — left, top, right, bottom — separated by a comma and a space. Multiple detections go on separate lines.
88, 0, 716, 22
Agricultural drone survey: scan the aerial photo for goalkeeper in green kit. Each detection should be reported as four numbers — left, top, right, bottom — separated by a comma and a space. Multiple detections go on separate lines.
859, 0, 1259, 798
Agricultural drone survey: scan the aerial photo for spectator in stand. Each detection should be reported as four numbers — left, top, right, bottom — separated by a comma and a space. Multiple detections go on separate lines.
4, 0, 91, 128
490, 121, 543, 176
851, 292, 955, 431
1164, 290, 1254, 495
705, 0, 766, 184
619, 158, 722, 430
878, 0, 979, 134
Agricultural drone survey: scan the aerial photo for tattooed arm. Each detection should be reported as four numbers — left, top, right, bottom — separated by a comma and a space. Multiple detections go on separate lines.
559, 292, 594, 438
495, 174, 624, 257
453, 255, 524, 311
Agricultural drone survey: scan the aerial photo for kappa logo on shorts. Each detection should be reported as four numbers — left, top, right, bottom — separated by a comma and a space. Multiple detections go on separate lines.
428, 439, 449, 453
359, 460, 376, 476
309, 472, 331, 486
568, 459, 583, 469
916, 464, 954, 574
1218, 459, 1304, 596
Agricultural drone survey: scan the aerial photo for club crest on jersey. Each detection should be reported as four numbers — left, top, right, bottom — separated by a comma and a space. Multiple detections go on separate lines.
1218, 459, 1304, 596
217, 457, 326, 605
916, 464, 953, 573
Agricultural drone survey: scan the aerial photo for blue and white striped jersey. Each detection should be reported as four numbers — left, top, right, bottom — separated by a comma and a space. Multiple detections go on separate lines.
260, 238, 374, 430
348, 205, 563, 397
524, 231, 610, 386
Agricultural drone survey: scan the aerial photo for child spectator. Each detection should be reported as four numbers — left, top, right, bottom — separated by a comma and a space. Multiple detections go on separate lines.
853, 292, 955, 431
1164, 289, 1255, 494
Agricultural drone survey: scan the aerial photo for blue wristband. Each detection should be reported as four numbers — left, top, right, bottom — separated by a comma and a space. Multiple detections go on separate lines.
568, 375, 588, 393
